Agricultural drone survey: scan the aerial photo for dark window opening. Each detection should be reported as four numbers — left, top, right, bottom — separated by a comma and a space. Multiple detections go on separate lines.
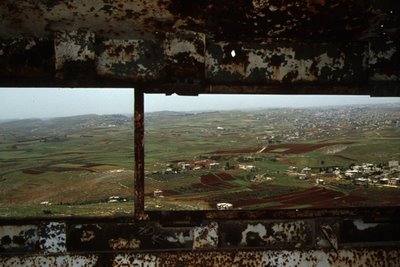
1, 89, 399, 219
143, 94, 400, 212
0, 88, 134, 217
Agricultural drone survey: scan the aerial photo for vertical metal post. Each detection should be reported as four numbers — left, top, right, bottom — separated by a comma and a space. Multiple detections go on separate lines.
134, 89, 147, 219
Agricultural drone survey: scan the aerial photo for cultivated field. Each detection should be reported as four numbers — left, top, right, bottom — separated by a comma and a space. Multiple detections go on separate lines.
0, 104, 399, 216
0, 115, 135, 216
144, 104, 400, 210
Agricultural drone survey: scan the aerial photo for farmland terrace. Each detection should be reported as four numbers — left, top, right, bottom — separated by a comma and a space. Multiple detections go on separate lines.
144, 104, 400, 211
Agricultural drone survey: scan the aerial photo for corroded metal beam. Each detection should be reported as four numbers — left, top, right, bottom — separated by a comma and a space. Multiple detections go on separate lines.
1, 217, 400, 265
0, 33, 398, 95
0, 0, 398, 41
134, 89, 147, 220
0, 0, 398, 94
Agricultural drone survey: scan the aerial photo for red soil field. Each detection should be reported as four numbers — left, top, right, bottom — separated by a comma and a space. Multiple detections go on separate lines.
81, 163, 109, 168
211, 142, 354, 155
200, 173, 238, 189
216, 172, 235, 181
334, 154, 357, 161
183, 172, 239, 192
22, 168, 45, 175
227, 187, 369, 209
191, 183, 219, 191
12, 143, 32, 147
276, 157, 292, 163
23, 166, 96, 175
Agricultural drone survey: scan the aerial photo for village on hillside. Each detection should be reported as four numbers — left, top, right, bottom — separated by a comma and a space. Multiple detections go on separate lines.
144, 104, 400, 210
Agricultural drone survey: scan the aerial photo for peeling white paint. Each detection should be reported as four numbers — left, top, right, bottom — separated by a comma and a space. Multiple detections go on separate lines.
369, 47, 397, 65
208, 42, 352, 82
97, 39, 160, 80
100, 40, 142, 62
267, 221, 308, 244
240, 223, 267, 245
0, 255, 98, 267
164, 32, 205, 64
40, 222, 66, 254
315, 52, 345, 78
370, 73, 399, 81
24, 40, 36, 50
246, 46, 316, 81
113, 254, 160, 267
353, 219, 379, 231
166, 232, 192, 244
193, 222, 219, 249
0, 225, 38, 249
55, 31, 95, 70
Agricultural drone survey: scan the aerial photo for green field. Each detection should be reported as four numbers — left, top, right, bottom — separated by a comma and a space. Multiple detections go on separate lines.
0, 115, 135, 216
144, 105, 400, 210
0, 104, 399, 216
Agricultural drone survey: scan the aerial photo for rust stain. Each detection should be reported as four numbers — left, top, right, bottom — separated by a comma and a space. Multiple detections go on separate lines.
109, 238, 141, 250
320, 224, 338, 251
80, 230, 95, 242
193, 222, 219, 249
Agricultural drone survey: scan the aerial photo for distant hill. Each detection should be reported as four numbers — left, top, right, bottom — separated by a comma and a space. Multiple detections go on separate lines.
0, 114, 132, 134
146, 110, 194, 117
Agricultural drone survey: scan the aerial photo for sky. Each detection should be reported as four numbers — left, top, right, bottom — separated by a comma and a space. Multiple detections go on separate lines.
145, 94, 400, 112
0, 88, 134, 120
0, 88, 399, 119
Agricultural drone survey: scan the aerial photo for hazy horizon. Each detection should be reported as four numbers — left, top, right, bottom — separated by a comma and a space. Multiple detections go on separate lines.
0, 88, 399, 120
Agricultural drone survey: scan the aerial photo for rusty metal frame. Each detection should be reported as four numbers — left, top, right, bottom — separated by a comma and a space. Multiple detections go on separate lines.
134, 89, 147, 220
1, 2, 400, 264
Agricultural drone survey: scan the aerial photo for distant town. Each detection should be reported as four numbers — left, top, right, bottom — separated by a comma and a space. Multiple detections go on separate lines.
0, 103, 399, 214
145, 103, 400, 210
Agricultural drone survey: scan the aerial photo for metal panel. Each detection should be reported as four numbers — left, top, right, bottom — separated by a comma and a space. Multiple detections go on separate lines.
39, 222, 66, 254
0, 225, 39, 252
54, 30, 96, 80
206, 41, 367, 84
0, 218, 400, 265
97, 39, 164, 82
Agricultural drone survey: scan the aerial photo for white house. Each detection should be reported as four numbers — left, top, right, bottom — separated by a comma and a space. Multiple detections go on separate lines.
217, 202, 233, 210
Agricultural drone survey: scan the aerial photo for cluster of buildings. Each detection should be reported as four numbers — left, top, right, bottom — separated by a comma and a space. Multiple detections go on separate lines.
253, 105, 399, 143
288, 166, 313, 180
160, 159, 263, 175
344, 160, 400, 186
107, 196, 127, 203
160, 160, 221, 174
288, 160, 400, 187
